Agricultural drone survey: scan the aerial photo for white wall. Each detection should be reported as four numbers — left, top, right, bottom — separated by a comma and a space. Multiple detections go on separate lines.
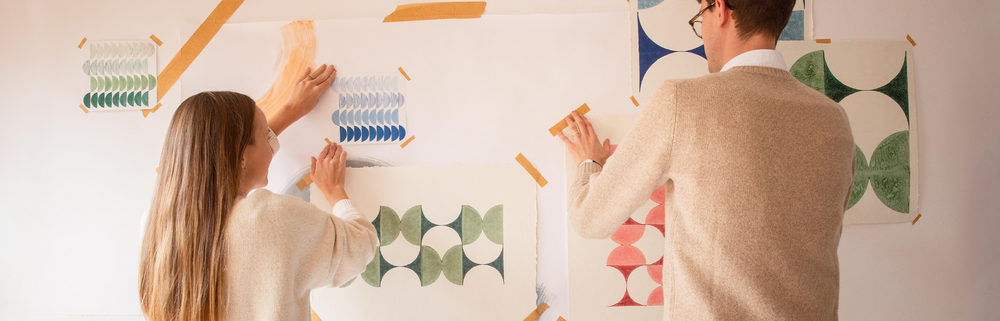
1, 0, 997, 320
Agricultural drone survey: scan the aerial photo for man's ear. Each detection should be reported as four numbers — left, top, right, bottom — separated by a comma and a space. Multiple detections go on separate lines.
716, 0, 730, 27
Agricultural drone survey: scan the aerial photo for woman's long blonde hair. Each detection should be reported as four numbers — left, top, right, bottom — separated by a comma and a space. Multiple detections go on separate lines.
140, 91, 257, 321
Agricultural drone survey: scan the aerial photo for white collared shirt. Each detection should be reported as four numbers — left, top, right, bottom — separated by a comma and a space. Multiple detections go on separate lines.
720, 49, 788, 72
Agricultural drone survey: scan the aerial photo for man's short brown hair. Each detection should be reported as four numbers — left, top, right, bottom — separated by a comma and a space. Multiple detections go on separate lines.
723, 0, 797, 40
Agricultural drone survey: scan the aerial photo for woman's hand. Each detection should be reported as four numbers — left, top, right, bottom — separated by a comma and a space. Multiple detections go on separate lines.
268, 64, 337, 135
311, 142, 349, 207
557, 111, 612, 166
286, 64, 337, 118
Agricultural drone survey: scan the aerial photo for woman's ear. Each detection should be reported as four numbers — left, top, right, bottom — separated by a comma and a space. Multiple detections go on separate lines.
241, 157, 246, 169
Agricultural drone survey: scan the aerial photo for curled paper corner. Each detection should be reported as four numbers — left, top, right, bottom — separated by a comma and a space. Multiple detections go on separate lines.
549, 103, 591, 136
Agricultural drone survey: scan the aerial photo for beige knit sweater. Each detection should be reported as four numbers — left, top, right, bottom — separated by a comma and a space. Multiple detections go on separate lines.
569, 66, 855, 320
223, 189, 379, 320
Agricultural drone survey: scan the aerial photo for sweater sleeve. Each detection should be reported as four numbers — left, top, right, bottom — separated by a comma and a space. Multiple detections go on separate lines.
322, 199, 380, 287
262, 191, 377, 289
568, 81, 678, 239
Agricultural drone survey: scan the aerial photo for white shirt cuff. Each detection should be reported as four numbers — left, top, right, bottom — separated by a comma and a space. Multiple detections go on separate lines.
332, 199, 360, 218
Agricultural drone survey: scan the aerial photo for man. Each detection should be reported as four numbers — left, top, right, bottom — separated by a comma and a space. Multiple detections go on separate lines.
559, 0, 855, 320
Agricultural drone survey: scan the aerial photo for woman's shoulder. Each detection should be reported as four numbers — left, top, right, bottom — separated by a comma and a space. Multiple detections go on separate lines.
232, 188, 317, 220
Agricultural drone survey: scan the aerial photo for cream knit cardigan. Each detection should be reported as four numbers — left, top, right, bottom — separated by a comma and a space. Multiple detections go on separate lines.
569, 66, 856, 320
222, 189, 378, 320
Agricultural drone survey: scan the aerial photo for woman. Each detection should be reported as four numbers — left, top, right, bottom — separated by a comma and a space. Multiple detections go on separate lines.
139, 65, 378, 321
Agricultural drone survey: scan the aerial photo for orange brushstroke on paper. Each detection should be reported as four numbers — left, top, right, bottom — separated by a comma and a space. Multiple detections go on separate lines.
256, 21, 317, 118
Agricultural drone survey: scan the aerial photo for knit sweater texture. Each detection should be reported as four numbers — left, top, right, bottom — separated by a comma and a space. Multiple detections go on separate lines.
223, 189, 378, 320
569, 66, 855, 320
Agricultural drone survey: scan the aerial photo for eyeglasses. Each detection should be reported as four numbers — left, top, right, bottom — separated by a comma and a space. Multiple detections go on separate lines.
689, 0, 735, 39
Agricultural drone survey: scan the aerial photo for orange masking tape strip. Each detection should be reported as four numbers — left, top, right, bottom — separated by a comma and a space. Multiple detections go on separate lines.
523, 302, 550, 321
296, 175, 313, 191
557, 317, 567, 321
515, 153, 548, 188
79, 104, 89, 113
77, 38, 87, 49
400, 135, 416, 148
548, 103, 591, 136
911, 213, 922, 225
815, 39, 831, 43
906, 35, 917, 46
630, 96, 639, 107
151, 103, 162, 113
325, 138, 333, 145
383, 1, 487, 23
311, 309, 322, 321
398, 67, 411, 81
156, 0, 245, 103
149, 34, 163, 46
142, 109, 152, 118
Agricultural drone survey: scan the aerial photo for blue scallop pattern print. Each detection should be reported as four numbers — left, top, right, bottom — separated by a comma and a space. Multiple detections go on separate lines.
331, 75, 406, 143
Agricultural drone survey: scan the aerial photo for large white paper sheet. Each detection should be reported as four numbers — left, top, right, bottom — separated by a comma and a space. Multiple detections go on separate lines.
181, 13, 633, 320
778, 40, 919, 224
282, 165, 537, 320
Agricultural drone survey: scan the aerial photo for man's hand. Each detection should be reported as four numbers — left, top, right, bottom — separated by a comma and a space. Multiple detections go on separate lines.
311, 142, 349, 207
557, 111, 611, 166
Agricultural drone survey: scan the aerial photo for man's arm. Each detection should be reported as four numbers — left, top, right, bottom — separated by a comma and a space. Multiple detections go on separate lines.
562, 81, 679, 238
